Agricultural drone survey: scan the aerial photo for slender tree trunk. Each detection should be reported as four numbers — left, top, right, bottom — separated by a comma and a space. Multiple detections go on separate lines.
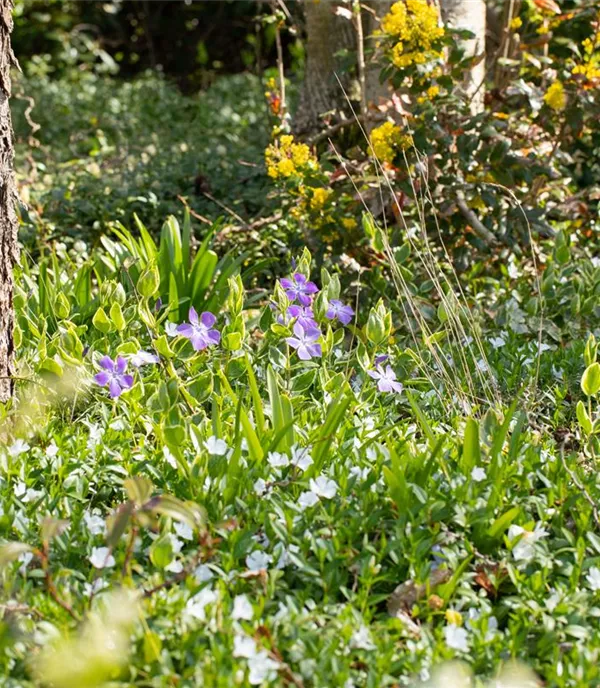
439, 0, 486, 113
295, 0, 356, 136
0, 0, 18, 403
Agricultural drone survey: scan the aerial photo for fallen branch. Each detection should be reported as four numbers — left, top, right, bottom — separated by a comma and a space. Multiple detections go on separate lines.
455, 189, 497, 245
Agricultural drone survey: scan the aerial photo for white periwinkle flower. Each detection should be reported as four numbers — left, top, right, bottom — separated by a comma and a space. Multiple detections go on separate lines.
204, 436, 229, 456
89, 546, 115, 569
8, 440, 30, 458
508, 523, 547, 561
309, 476, 338, 499
290, 445, 313, 471
350, 625, 375, 651
298, 490, 319, 510
248, 652, 279, 685
83, 510, 106, 536
174, 521, 194, 541
185, 587, 218, 621
233, 634, 257, 658
267, 452, 289, 469
246, 550, 272, 572
443, 624, 469, 652
587, 567, 600, 592
232, 594, 254, 621
471, 466, 486, 482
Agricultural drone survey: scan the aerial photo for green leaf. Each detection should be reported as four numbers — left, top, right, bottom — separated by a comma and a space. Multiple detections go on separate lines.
488, 505, 520, 538
582, 363, 600, 397
577, 400, 593, 435
462, 417, 481, 473
146, 494, 204, 530
110, 301, 126, 331
312, 385, 353, 470
124, 476, 154, 505
92, 307, 112, 333
143, 631, 163, 664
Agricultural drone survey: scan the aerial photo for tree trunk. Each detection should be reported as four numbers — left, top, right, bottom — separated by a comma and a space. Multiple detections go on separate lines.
439, 0, 486, 114
295, 0, 356, 136
0, 0, 17, 404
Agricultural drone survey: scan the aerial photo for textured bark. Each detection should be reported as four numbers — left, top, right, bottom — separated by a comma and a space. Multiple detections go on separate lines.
295, 0, 357, 136
0, 0, 17, 403
440, 0, 486, 113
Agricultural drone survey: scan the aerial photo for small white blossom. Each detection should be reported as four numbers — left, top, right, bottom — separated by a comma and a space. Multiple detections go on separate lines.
587, 567, 600, 592
290, 445, 313, 471
89, 546, 115, 569
129, 350, 159, 367
165, 559, 184, 574
309, 476, 338, 499
471, 466, 486, 482
444, 624, 469, 652
166, 322, 179, 337
233, 634, 257, 658
246, 550, 272, 572
174, 522, 194, 541
232, 594, 254, 621
193, 564, 214, 583
267, 452, 289, 469
83, 511, 106, 536
204, 436, 229, 456
254, 478, 268, 496
185, 587, 218, 621
45, 442, 59, 458
350, 625, 375, 650
298, 490, 319, 510
8, 440, 30, 458
508, 523, 547, 561
18, 551, 33, 575
248, 652, 279, 685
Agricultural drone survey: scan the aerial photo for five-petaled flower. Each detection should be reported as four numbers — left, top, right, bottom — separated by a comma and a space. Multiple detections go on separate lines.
177, 308, 220, 351
326, 299, 354, 326
280, 273, 319, 306
94, 356, 134, 398
286, 322, 322, 360
286, 305, 318, 330
368, 364, 403, 393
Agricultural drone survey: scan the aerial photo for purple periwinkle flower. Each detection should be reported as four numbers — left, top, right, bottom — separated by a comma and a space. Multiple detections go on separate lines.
286, 322, 322, 361
374, 354, 389, 366
368, 365, 403, 393
280, 273, 319, 307
287, 305, 318, 330
176, 307, 220, 351
326, 300, 354, 326
94, 356, 134, 398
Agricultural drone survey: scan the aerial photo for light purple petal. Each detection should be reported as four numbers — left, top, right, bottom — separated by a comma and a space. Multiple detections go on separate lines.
390, 381, 404, 393
292, 322, 305, 338
286, 337, 301, 350
177, 323, 194, 338
288, 305, 302, 318
384, 365, 397, 380
201, 312, 216, 328
304, 327, 321, 341
207, 329, 220, 345
115, 356, 128, 374
120, 374, 134, 390
338, 305, 354, 325
378, 379, 394, 393
304, 281, 318, 295
108, 379, 122, 398
293, 273, 307, 285
94, 371, 110, 386
189, 307, 199, 325
297, 345, 311, 360
191, 333, 208, 351
367, 369, 381, 380
325, 307, 336, 321
297, 293, 312, 307
99, 356, 114, 372
280, 278, 294, 290
306, 343, 322, 358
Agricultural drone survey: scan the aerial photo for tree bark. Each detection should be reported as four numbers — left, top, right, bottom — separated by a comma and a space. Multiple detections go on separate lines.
439, 0, 486, 114
295, 0, 357, 136
0, 0, 18, 403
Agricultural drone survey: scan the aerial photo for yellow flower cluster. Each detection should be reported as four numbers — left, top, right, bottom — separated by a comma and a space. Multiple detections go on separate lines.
265, 135, 317, 179
543, 81, 566, 112
510, 16, 523, 31
370, 121, 412, 164
309, 187, 332, 211
381, 0, 444, 69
